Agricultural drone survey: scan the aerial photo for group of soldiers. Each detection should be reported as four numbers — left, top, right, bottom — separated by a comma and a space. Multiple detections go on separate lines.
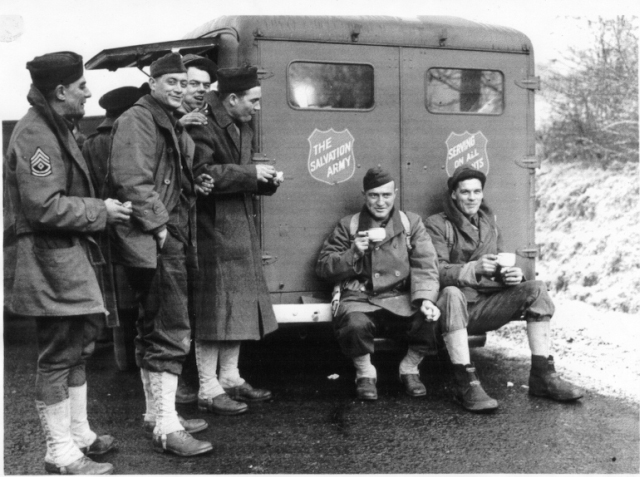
5, 49, 582, 475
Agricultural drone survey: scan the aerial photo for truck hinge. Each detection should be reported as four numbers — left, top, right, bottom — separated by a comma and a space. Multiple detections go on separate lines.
262, 252, 278, 264
514, 76, 541, 91
515, 155, 541, 169
517, 246, 539, 259
257, 68, 274, 80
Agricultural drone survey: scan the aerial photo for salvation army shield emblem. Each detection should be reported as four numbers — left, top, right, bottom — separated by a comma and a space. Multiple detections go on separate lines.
445, 131, 489, 177
307, 128, 355, 185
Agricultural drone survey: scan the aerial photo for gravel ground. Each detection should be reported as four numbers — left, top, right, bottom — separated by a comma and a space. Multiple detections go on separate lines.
479, 297, 640, 403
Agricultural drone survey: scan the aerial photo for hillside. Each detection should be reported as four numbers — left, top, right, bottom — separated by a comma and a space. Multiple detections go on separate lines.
535, 160, 639, 313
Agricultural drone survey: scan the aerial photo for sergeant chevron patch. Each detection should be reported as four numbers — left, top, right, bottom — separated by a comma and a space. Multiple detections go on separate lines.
30, 148, 52, 177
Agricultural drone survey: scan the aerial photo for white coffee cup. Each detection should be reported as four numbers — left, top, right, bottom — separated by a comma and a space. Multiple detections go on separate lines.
366, 228, 386, 242
497, 252, 516, 267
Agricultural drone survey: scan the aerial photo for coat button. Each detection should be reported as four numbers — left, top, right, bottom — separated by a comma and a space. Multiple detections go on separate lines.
164, 179, 171, 184
374, 272, 380, 278
375, 246, 380, 251
87, 211, 96, 222
167, 147, 173, 153
394, 271, 400, 277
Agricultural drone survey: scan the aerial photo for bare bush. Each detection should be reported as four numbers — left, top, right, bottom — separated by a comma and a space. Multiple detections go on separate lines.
539, 16, 638, 166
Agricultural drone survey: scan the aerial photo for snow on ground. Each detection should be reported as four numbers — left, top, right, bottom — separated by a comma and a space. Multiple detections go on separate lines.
481, 297, 640, 403
535, 160, 639, 313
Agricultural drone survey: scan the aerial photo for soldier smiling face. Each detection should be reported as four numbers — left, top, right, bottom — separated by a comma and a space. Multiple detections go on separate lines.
150, 72, 187, 111
184, 67, 211, 111
452, 178, 484, 218
363, 181, 397, 221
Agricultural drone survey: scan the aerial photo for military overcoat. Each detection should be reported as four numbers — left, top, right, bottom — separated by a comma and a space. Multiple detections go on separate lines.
4, 86, 107, 317
109, 94, 196, 269
424, 192, 506, 303
316, 207, 440, 318
189, 91, 278, 341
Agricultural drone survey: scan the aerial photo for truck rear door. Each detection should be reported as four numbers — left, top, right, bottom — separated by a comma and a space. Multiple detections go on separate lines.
257, 41, 401, 303
400, 48, 535, 277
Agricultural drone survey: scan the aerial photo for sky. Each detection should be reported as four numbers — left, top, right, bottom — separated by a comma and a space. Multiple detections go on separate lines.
0, 0, 638, 124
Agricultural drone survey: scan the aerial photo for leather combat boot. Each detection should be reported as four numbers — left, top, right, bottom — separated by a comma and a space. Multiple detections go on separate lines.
175, 376, 198, 405
198, 393, 248, 415
223, 382, 272, 402
452, 364, 498, 412
529, 355, 583, 401
80, 435, 116, 456
355, 378, 378, 400
152, 430, 213, 456
44, 456, 113, 475
143, 414, 208, 434
399, 374, 427, 397
36, 399, 113, 475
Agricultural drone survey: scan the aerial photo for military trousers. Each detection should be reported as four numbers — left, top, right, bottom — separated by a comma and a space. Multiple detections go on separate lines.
125, 233, 191, 376
35, 314, 104, 405
334, 308, 438, 358
437, 280, 554, 335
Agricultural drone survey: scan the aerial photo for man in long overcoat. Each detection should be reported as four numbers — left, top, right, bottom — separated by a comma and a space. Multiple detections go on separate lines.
424, 166, 583, 412
5, 51, 131, 474
316, 167, 441, 400
109, 53, 211, 457
189, 66, 281, 415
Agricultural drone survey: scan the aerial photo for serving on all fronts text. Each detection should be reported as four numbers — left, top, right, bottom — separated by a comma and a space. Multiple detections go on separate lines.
445, 131, 490, 177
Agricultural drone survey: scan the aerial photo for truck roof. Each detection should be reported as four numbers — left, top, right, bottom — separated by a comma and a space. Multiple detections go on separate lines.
185, 15, 533, 55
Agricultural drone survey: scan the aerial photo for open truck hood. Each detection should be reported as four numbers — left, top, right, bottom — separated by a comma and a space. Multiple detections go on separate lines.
84, 29, 237, 71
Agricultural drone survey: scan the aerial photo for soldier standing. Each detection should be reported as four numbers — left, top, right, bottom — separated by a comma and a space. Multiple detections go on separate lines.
5, 51, 131, 474
109, 53, 212, 456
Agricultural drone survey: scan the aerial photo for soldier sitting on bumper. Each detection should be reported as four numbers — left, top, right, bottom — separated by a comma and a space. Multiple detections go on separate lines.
424, 166, 583, 412
316, 166, 441, 400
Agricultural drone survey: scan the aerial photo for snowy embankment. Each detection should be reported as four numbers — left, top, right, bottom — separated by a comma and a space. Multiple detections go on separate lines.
482, 161, 639, 403
535, 160, 639, 313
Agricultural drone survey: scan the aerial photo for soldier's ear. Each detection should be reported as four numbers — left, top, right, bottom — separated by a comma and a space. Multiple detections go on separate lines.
53, 84, 66, 102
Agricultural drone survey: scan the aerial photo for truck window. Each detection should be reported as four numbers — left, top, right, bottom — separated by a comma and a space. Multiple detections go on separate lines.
426, 68, 504, 115
287, 61, 374, 110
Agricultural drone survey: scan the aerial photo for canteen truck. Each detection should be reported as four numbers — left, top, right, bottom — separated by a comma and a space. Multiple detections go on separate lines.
82, 16, 540, 367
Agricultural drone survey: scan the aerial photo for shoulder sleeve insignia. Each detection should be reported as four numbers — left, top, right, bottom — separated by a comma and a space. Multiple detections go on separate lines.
30, 148, 52, 177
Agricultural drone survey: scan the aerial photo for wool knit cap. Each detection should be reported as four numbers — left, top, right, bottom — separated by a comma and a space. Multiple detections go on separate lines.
149, 52, 187, 78
447, 167, 486, 191
183, 54, 218, 82
363, 166, 395, 191
99, 86, 143, 116
26, 51, 84, 94
217, 66, 260, 94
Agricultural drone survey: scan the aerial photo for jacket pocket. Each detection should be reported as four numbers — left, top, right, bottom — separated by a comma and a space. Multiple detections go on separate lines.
33, 242, 102, 303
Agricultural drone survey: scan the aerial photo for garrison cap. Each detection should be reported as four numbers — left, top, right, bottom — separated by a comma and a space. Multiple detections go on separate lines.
26, 51, 84, 94
217, 66, 260, 94
183, 54, 218, 82
448, 167, 486, 191
149, 52, 187, 78
99, 86, 143, 117
363, 166, 395, 191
